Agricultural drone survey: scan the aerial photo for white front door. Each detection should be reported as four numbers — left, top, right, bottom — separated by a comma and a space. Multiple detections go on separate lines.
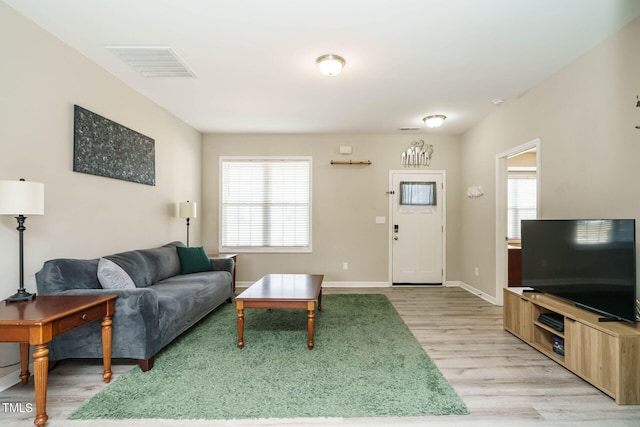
390, 171, 444, 284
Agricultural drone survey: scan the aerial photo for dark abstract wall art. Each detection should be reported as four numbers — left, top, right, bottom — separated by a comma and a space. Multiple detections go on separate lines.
73, 105, 156, 185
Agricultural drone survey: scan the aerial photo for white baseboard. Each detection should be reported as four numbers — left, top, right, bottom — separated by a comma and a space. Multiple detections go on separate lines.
446, 281, 498, 305
322, 281, 390, 288
237, 280, 390, 289
0, 365, 31, 393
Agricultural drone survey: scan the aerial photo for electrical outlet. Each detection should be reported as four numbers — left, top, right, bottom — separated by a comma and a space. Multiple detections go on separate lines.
343, 262, 349, 270
474, 267, 479, 276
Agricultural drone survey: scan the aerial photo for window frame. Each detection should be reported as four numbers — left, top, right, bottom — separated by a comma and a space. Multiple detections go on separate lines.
218, 156, 313, 254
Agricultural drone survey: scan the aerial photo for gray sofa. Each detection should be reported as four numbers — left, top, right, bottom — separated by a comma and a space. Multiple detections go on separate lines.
35, 241, 234, 371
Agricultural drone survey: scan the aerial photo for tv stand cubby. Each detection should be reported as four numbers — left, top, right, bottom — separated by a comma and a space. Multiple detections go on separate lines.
504, 288, 640, 404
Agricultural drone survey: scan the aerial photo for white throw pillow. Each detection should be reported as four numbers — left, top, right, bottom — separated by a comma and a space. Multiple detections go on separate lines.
97, 257, 135, 289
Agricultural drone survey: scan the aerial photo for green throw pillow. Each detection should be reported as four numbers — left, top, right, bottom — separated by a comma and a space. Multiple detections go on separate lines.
176, 246, 212, 274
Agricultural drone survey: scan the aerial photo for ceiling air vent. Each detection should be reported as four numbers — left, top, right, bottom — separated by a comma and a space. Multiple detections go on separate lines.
399, 127, 420, 131
106, 46, 196, 78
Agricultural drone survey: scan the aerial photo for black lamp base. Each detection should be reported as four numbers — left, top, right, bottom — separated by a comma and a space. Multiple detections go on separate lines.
5, 288, 36, 303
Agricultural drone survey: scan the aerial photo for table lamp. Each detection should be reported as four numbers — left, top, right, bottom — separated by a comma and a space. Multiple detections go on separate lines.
0, 179, 45, 302
179, 201, 197, 247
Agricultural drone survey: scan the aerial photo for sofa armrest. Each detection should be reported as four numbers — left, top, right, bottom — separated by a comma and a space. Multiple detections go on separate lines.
49, 287, 162, 360
54, 287, 159, 326
209, 257, 234, 275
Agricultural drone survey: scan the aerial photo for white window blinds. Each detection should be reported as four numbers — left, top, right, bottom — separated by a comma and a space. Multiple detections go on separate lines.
508, 173, 537, 239
220, 157, 311, 252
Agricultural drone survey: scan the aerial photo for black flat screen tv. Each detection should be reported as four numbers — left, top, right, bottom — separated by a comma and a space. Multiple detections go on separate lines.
521, 219, 637, 323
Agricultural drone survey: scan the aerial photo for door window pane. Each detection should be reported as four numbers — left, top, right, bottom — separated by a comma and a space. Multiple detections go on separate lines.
400, 182, 436, 206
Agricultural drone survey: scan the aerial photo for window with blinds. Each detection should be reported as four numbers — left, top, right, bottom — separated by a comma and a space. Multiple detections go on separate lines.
507, 173, 537, 239
220, 157, 311, 252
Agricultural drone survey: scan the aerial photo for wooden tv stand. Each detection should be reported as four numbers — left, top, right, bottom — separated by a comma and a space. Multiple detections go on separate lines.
503, 287, 640, 404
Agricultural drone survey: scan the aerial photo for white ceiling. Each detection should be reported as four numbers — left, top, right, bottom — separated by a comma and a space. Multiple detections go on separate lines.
4, 0, 640, 135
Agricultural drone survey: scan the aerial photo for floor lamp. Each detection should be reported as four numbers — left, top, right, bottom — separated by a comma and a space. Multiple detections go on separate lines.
0, 179, 45, 302
179, 201, 197, 247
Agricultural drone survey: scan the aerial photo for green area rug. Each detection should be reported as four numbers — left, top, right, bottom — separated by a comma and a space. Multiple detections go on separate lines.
70, 294, 468, 420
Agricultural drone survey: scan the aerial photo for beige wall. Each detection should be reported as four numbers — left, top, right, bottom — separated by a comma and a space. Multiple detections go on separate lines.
202, 134, 461, 284
460, 17, 640, 298
0, 4, 202, 377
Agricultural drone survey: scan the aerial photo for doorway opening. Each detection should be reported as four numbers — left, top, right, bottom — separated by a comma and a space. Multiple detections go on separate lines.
495, 139, 541, 305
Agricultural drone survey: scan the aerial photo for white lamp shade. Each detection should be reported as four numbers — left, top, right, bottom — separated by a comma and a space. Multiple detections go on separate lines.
0, 180, 45, 215
316, 54, 345, 77
179, 201, 197, 219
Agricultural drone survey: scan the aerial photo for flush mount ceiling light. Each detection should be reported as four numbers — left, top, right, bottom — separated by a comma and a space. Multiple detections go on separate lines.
316, 54, 345, 76
423, 115, 447, 128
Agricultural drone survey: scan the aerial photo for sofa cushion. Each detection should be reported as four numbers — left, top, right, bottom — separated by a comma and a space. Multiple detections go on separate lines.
176, 246, 212, 274
105, 251, 153, 288
140, 242, 183, 282
105, 243, 183, 288
155, 271, 233, 347
97, 258, 135, 289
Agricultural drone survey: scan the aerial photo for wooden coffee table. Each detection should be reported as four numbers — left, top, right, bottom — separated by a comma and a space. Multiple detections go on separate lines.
236, 274, 323, 350
0, 295, 117, 427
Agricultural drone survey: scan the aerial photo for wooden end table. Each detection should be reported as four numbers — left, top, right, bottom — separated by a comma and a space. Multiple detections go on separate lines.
0, 295, 117, 427
236, 274, 323, 350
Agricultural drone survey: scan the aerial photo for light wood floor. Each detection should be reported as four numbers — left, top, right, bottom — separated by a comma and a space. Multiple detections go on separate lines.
1, 286, 639, 426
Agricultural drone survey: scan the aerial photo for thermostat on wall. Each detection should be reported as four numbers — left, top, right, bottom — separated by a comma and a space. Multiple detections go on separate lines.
339, 145, 353, 154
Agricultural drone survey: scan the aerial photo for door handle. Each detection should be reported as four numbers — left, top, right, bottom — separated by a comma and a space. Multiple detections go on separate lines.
394, 236, 398, 240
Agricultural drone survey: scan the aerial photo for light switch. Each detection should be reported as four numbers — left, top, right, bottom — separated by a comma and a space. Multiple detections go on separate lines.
376, 216, 386, 224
